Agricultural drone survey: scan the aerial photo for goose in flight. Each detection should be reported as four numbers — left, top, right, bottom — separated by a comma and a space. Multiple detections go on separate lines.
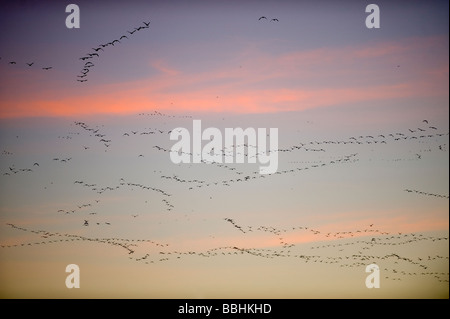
271, 18, 279, 22
42, 67, 52, 70
258, 16, 267, 20
26, 62, 34, 66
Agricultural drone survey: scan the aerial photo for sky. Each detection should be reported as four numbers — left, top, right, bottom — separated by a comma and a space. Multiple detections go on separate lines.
0, 0, 448, 298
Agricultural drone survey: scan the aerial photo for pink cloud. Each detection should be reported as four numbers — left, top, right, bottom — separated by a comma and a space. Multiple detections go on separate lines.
0, 35, 447, 118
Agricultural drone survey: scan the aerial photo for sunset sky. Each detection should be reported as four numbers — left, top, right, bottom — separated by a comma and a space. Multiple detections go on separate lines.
0, 0, 448, 298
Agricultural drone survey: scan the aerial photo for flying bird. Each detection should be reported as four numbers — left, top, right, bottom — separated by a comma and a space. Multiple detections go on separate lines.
26, 62, 34, 66
271, 18, 279, 22
42, 67, 52, 70
258, 16, 267, 20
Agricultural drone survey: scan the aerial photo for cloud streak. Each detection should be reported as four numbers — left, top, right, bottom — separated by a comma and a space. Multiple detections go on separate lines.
0, 36, 447, 118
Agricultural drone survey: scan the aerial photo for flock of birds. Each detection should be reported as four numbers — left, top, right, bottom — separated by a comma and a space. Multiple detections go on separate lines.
0, 56, 53, 70
1, 117, 448, 215
1, 123, 448, 292
0, 20, 150, 82
2, 219, 448, 283
2, 15, 281, 84
1, 15, 448, 295
405, 189, 449, 199
1, 114, 448, 275
76, 21, 151, 82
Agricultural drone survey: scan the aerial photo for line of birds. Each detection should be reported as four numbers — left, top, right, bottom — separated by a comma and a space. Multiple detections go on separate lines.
76, 21, 151, 82
3, 165, 34, 176
2, 210, 448, 283
152, 149, 359, 189
0, 57, 52, 70
74, 121, 112, 149
1, 150, 13, 156
57, 199, 101, 215
71, 178, 174, 212
138, 111, 192, 119
404, 189, 449, 199
152, 121, 448, 163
